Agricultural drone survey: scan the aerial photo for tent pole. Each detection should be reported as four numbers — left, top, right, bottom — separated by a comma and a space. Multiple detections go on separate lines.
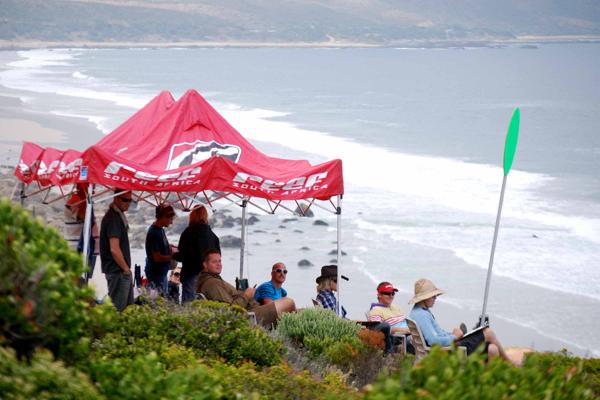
82, 185, 94, 283
239, 198, 248, 279
19, 181, 25, 207
336, 195, 342, 316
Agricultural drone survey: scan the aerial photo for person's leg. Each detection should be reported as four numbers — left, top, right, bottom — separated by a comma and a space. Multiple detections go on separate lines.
483, 328, 512, 362
254, 302, 278, 328
160, 272, 169, 297
181, 274, 199, 303
108, 273, 133, 312
370, 322, 393, 355
488, 343, 500, 358
273, 297, 296, 315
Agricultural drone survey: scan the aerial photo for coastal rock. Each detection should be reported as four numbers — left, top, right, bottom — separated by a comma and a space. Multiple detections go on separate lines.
298, 259, 313, 267
275, 239, 281, 243
293, 229, 303, 233
253, 229, 267, 233
247, 215, 260, 225
221, 235, 242, 248
328, 249, 347, 256
313, 220, 328, 226
282, 218, 298, 223
300, 246, 310, 251
278, 225, 286, 229
294, 204, 314, 217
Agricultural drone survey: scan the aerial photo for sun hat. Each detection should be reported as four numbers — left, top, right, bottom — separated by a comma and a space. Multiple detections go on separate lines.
377, 282, 399, 294
316, 265, 338, 284
409, 278, 444, 304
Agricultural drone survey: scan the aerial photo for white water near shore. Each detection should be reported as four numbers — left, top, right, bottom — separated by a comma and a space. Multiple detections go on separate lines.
1, 47, 599, 356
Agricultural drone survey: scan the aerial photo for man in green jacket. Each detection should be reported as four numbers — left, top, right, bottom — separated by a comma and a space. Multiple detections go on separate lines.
197, 249, 295, 327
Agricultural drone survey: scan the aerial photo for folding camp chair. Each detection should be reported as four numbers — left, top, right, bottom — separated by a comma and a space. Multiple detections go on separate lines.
406, 318, 466, 362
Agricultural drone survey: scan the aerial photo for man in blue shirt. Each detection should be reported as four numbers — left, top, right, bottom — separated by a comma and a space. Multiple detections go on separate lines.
254, 262, 290, 304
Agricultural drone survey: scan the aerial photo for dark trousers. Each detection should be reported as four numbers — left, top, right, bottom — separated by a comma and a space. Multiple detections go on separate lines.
370, 322, 393, 354
106, 272, 134, 312
181, 273, 199, 303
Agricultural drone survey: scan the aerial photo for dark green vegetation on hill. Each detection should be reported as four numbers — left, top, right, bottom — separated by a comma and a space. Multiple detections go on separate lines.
1, 0, 600, 46
0, 197, 598, 399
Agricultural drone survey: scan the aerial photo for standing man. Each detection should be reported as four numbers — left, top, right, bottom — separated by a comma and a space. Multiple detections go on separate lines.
254, 262, 290, 305
145, 204, 176, 295
197, 249, 296, 327
100, 189, 134, 312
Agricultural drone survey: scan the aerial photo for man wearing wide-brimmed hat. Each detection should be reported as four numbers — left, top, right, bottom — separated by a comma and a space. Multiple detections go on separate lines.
408, 278, 513, 362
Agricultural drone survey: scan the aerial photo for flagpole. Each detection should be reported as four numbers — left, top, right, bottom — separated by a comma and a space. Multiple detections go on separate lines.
478, 108, 520, 328
479, 174, 507, 326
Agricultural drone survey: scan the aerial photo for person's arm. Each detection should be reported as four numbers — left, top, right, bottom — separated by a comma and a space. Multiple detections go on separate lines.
411, 308, 456, 346
203, 279, 254, 308
109, 237, 130, 274
151, 250, 171, 263
367, 307, 384, 322
254, 284, 274, 305
147, 228, 172, 263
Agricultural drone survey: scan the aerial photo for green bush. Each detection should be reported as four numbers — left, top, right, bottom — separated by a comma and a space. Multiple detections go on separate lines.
276, 308, 362, 354
364, 347, 595, 399
100, 299, 283, 366
0, 198, 114, 362
524, 351, 600, 397
86, 349, 358, 400
0, 347, 104, 400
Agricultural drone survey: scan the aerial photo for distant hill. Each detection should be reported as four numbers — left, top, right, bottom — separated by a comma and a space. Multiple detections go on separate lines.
1, 0, 600, 47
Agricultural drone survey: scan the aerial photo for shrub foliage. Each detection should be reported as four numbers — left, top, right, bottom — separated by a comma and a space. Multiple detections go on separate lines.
0, 198, 112, 361
364, 347, 596, 400
97, 299, 283, 366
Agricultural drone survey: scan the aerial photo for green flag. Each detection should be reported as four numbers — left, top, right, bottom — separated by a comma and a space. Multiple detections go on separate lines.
503, 108, 520, 176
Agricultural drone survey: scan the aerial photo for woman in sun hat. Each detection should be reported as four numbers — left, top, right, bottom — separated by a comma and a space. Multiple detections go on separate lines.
408, 278, 513, 362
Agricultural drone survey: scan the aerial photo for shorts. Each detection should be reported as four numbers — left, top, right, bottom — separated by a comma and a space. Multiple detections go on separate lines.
457, 329, 488, 355
252, 301, 278, 328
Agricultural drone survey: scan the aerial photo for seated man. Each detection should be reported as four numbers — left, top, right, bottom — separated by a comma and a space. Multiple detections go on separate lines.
254, 262, 291, 305
197, 249, 296, 327
409, 278, 514, 363
367, 281, 412, 355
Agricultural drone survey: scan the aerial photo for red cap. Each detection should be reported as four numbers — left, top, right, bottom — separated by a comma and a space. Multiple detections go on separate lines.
377, 282, 399, 294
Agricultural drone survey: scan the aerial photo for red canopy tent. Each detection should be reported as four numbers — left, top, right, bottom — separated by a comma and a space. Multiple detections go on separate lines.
14, 89, 346, 312
80, 89, 343, 202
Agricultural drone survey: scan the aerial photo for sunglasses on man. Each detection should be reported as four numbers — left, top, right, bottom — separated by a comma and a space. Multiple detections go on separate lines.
274, 268, 288, 274
119, 196, 133, 203
381, 292, 396, 296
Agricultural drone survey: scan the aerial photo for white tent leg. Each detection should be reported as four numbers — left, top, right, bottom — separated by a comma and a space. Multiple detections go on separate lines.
82, 185, 94, 283
336, 195, 342, 316
239, 198, 248, 279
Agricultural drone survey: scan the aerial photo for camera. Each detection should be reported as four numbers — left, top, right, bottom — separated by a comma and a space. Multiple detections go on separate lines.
236, 278, 249, 291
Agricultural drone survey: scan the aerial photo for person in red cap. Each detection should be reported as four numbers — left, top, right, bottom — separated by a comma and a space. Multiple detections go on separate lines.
367, 282, 410, 335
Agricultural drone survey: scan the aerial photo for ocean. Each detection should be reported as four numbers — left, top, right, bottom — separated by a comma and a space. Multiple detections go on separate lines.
0, 44, 599, 356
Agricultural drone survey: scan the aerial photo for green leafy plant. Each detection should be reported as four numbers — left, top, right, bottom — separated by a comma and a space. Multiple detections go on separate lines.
364, 347, 595, 400
0, 198, 115, 362
0, 347, 104, 400
100, 299, 283, 366
276, 308, 362, 351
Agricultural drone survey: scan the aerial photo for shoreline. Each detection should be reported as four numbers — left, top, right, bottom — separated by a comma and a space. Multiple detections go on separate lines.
1, 35, 600, 50
1, 50, 599, 358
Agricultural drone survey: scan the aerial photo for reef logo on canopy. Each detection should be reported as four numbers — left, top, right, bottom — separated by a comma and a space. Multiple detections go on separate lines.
166, 140, 241, 170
